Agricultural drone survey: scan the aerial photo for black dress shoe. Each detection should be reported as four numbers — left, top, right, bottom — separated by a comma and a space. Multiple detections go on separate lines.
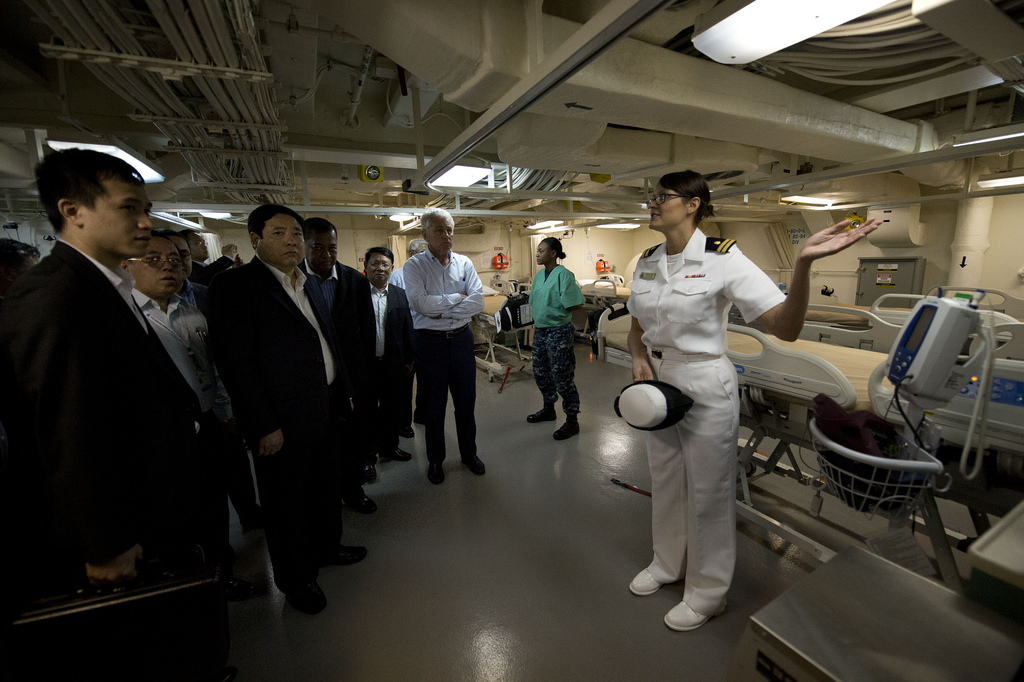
380, 448, 412, 462
224, 577, 258, 601
319, 545, 367, 566
285, 581, 327, 614
461, 455, 486, 476
398, 426, 415, 438
363, 463, 377, 483
343, 493, 377, 514
427, 462, 444, 484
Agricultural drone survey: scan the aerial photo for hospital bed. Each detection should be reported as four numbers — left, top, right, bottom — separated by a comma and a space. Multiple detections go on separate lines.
797, 304, 903, 352
578, 274, 631, 306
472, 294, 532, 385
871, 291, 1021, 326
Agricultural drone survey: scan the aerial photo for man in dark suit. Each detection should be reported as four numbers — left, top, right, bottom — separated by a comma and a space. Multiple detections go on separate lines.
186, 230, 235, 285
207, 204, 365, 615
0, 149, 205, 608
363, 246, 415, 464
301, 217, 378, 511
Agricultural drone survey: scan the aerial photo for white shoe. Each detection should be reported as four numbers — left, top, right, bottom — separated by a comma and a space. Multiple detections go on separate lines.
629, 568, 662, 596
664, 600, 725, 632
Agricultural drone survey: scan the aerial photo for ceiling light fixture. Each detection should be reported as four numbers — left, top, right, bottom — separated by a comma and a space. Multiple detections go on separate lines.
953, 122, 1024, 147
389, 213, 416, 222
46, 139, 165, 183
781, 195, 834, 206
199, 211, 231, 219
529, 220, 563, 230
692, 0, 895, 65
594, 223, 640, 230
976, 171, 1024, 189
433, 165, 491, 188
539, 226, 572, 235
151, 212, 202, 230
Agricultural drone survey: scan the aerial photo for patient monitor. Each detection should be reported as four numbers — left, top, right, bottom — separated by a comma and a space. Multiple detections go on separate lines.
887, 291, 986, 410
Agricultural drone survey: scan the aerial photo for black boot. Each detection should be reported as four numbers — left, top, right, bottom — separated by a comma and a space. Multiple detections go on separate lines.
527, 404, 557, 423
553, 413, 580, 440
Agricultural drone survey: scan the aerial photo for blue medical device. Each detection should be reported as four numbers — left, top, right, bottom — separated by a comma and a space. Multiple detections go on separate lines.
886, 291, 987, 410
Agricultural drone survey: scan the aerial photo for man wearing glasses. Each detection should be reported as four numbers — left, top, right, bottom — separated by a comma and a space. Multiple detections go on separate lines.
123, 232, 257, 602
0, 149, 203, 604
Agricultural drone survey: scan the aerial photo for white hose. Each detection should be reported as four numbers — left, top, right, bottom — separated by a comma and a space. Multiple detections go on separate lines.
959, 323, 996, 480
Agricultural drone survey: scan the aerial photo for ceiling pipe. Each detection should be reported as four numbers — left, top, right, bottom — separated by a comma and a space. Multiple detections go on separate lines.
404, 0, 676, 194
346, 46, 376, 128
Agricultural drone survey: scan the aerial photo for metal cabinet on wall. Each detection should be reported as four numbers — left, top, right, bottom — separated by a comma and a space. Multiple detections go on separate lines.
855, 257, 926, 307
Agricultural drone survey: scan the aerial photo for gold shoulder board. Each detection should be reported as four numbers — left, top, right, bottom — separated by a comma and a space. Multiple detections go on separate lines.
706, 237, 736, 253
641, 244, 662, 259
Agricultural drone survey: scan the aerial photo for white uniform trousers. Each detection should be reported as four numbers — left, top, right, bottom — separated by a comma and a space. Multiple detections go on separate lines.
645, 352, 739, 615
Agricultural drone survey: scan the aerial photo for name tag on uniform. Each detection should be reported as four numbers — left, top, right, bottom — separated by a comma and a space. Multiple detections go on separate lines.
639, 271, 656, 280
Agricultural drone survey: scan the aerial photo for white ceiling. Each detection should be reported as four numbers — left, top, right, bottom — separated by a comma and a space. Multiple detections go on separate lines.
0, 0, 1022, 230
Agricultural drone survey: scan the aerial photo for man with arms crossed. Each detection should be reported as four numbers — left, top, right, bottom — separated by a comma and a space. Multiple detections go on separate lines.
402, 208, 486, 485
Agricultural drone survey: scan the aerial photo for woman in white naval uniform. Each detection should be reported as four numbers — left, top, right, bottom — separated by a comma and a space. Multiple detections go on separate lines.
626, 170, 879, 631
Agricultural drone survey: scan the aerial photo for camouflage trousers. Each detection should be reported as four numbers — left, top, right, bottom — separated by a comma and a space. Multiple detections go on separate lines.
532, 322, 580, 415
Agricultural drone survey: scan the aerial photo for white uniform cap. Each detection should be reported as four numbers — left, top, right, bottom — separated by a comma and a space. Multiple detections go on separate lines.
614, 381, 694, 430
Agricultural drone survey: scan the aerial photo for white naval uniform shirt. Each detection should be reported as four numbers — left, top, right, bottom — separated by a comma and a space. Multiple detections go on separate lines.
627, 228, 785, 356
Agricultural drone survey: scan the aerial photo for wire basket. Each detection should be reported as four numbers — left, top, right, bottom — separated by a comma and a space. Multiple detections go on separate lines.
808, 418, 945, 518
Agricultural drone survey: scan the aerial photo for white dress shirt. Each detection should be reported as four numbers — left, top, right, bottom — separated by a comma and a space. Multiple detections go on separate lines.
257, 257, 336, 385
132, 290, 228, 415
402, 250, 484, 331
371, 285, 388, 357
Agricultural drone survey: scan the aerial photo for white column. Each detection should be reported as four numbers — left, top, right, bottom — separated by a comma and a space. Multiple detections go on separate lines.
948, 197, 992, 288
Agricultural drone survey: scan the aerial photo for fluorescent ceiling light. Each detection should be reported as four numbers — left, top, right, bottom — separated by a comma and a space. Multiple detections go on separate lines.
199, 211, 231, 219
539, 226, 572, 235
953, 122, 1024, 147
46, 139, 165, 183
782, 195, 834, 206
389, 213, 416, 222
693, 0, 894, 65
152, 212, 202, 229
594, 223, 640, 230
976, 171, 1024, 189
529, 220, 563, 230
433, 165, 490, 188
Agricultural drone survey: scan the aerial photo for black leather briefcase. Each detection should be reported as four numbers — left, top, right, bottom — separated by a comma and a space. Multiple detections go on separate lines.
5, 565, 229, 682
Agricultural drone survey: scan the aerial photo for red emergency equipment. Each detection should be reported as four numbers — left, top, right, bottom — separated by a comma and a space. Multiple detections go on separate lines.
596, 259, 610, 274
493, 253, 509, 270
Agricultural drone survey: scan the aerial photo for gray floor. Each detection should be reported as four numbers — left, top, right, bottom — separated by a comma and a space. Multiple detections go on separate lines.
223, 345, 858, 681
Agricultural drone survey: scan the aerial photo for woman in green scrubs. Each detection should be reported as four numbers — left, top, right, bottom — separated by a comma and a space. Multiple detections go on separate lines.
526, 237, 585, 440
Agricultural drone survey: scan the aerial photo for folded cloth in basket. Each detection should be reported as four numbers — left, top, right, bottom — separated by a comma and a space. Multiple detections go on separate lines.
811, 393, 897, 458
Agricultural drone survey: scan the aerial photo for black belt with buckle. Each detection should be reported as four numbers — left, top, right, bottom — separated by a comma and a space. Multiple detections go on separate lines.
651, 349, 663, 359
417, 324, 469, 339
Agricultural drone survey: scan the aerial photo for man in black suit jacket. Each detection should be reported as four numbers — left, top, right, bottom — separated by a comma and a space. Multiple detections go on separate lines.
301, 217, 378, 511
0, 150, 204, 608
186, 230, 235, 285
364, 247, 415, 463
207, 204, 366, 615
